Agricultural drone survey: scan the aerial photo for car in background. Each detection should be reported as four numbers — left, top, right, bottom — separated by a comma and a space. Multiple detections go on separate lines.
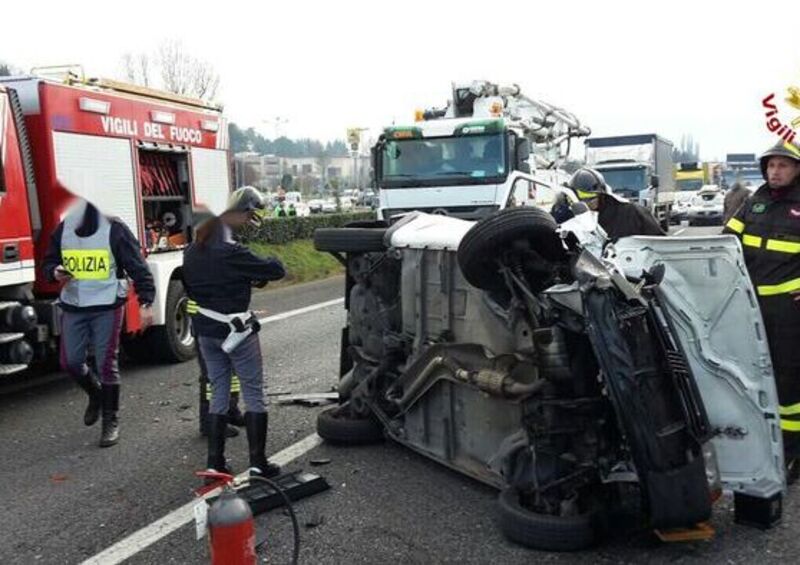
357, 189, 378, 208
309, 199, 325, 214
687, 185, 724, 225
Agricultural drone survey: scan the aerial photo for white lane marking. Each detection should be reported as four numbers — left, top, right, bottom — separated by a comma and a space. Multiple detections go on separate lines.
81, 298, 342, 563
258, 297, 344, 325
673, 228, 687, 236
80, 433, 324, 565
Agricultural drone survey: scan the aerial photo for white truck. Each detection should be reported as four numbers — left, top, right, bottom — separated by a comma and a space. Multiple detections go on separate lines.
584, 134, 676, 230
372, 81, 590, 220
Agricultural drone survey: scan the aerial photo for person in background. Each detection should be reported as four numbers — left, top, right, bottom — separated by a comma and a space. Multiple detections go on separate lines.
723, 180, 750, 224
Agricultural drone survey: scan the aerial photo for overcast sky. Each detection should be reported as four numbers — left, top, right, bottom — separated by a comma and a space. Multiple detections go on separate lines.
2, 1, 798, 160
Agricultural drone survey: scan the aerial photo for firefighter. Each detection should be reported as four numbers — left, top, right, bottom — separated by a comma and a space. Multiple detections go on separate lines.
567, 167, 665, 240
183, 187, 286, 479
43, 199, 155, 447
723, 141, 800, 482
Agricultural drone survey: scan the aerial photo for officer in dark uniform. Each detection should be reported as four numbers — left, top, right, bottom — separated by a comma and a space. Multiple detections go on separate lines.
723, 141, 800, 480
43, 199, 155, 447
183, 187, 286, 479
567, 167, 665, 240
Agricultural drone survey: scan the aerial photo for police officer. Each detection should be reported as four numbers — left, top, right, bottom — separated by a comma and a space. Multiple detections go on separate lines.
723, 141, 800, 480
567, 167, 665, 240
43, 199, 155, 447
187, 302, 246, 440
183, 187, 286, 478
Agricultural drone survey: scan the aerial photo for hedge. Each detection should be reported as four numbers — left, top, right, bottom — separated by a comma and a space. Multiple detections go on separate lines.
238, 211, 377, 244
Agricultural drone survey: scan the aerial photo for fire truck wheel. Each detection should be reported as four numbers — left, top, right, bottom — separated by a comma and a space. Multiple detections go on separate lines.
457, 207, 566, 292
151, 280, 196, 363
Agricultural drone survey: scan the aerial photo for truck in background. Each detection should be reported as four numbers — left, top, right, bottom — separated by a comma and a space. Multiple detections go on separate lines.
584, 134, 675, 230
0, 68, 231, 376
723, 153, 762, 191
673, 161, 709, 223
373, 80, 590, 221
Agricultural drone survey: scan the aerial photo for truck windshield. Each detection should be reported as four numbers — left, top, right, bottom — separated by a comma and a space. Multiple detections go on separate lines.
379, 133, 507, 188
676, 178, 704, 191
600, 168, 647, 195
724, 169, 762, 188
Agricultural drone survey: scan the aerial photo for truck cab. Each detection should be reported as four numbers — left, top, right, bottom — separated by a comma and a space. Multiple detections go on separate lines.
673, 162, 707, 222
373, 81, 589, 221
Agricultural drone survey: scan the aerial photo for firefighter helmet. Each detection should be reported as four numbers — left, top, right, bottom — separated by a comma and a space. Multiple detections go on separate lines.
759, 141, 800, 178
568, 168, 609, 200
226, 186, 266, 213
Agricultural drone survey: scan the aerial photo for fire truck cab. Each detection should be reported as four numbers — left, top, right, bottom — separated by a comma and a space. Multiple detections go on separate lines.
0, 71, 231, 375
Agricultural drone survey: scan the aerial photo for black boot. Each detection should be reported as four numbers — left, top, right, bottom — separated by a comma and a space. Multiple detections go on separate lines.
227, 392, 245, 427
73, 371, 101, 426
200, 390, 239, 438
206, 414, 233, 483
244, 412, 281, 478
99, 384, 120, 448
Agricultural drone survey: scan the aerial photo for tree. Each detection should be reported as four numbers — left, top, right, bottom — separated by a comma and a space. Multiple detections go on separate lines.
672, 133, 700, 163
118, 41, 219, 101
120, 53, 151, 87
0, 60, 22, 77
315, 148, 331, 188
158, 40, 219, 100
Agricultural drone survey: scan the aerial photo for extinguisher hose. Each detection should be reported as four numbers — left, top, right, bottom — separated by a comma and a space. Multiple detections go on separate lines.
248, 475, 301, 565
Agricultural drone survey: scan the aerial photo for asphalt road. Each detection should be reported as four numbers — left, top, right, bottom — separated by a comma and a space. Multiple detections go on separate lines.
3, 225, 796, 565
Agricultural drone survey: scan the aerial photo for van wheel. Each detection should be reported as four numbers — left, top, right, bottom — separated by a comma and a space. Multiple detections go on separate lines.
497, 488, 602, 552
457, 207, 565, 291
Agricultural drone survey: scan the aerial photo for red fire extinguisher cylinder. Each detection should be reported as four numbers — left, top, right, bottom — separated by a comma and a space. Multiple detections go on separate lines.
208, 487, 257, 565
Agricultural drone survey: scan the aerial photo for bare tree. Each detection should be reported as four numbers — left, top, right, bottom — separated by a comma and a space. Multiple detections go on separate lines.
0, 60, 21, 77
157, 40, 219, 100
120, 52, 151, 86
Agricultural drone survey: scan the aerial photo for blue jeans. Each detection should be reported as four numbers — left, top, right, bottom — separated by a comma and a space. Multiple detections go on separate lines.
197, 333, 266, 415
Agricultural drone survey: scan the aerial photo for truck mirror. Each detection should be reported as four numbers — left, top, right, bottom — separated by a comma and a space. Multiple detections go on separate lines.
516, 138, 531, 172
650, 174, 660, 189
370, 146, 378, 181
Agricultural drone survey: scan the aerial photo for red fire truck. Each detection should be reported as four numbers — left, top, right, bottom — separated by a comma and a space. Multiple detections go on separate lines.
0, 69, 232, 376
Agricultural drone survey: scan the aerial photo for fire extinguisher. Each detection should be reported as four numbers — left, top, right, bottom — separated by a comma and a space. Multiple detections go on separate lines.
207, 485, 257, 565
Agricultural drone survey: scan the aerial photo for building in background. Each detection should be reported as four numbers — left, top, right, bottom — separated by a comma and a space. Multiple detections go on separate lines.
233, 152, 372, 193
